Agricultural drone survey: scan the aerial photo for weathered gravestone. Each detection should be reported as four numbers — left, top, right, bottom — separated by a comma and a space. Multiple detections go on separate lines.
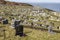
14, 20, 20, 27
11, 19, 20, 28
57, 26, 60, 30
48, 25, 53, 33
15, 25, 23, 36
48, 22, 56, 34
13, 20, 24, 36
2, 19, 8, 24
57, 26, 59, 29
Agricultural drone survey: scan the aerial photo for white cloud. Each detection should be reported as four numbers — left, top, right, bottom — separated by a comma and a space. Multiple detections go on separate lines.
6, 0, 40, 3
40, 0, 60, 3
6, 0, 60, 3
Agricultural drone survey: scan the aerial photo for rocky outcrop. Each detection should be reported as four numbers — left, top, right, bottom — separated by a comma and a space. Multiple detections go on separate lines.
0, 0, 6, 4
0, 0, 32, 6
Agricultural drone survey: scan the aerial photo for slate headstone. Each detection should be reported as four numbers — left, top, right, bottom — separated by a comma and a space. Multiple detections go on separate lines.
14, 20, 20, 27
2, 19, 8, 24
15, 25, 23, 36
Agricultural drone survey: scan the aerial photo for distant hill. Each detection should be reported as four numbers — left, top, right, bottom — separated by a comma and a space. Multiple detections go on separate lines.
0, 0, 33, 6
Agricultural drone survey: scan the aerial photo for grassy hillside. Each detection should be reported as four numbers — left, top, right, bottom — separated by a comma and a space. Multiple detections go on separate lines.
0, 0, 33, 6
0, 4, 60, 40
0, 24, 60, 40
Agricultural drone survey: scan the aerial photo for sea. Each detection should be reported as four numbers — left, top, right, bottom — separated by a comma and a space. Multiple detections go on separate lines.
29, 3, 60, 12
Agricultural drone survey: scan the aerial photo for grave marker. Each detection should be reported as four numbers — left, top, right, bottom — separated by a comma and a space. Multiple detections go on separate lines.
2, 19, 8, 24
14, 20, 20, 27
48, 25, 53, 33
57, 26, 60, 30
15, 25, 23, 36
12, 20, 24, 36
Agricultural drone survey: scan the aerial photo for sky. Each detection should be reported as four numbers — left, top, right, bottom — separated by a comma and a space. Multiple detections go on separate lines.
6, 0, 60, 3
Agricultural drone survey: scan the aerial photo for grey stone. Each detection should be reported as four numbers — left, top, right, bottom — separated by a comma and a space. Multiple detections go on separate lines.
15, 25, 23, 36
48, 26, 53, 33
14, 20, 20, 27
2, 19, 8, 24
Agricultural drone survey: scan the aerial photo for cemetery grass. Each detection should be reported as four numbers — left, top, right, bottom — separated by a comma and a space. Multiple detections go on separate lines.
0, 5, 60, 40
0, 24, 60, 40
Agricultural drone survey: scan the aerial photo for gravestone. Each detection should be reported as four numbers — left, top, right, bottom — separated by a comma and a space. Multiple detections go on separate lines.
57, 26, 60, 30
14, 20, 20, 27
13, 20, 24, 36
11, 19, 20, 28
48, 25, 53, 33
57, 26, 59, 29
15, 25, 23, 36
2, 19, 8, 24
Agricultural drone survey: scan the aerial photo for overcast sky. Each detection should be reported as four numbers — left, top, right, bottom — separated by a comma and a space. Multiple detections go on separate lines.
6, 0, 60, 3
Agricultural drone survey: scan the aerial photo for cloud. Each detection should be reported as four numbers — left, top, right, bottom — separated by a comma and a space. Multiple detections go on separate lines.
6, 0, 40, 3
40, 0, 60, 3
6, 0, 60, 3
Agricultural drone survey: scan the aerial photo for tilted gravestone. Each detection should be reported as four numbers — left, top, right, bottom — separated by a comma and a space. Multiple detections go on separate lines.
2, 19, 8, 24
14, 20, 24, 36
15, 25, 23, 36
